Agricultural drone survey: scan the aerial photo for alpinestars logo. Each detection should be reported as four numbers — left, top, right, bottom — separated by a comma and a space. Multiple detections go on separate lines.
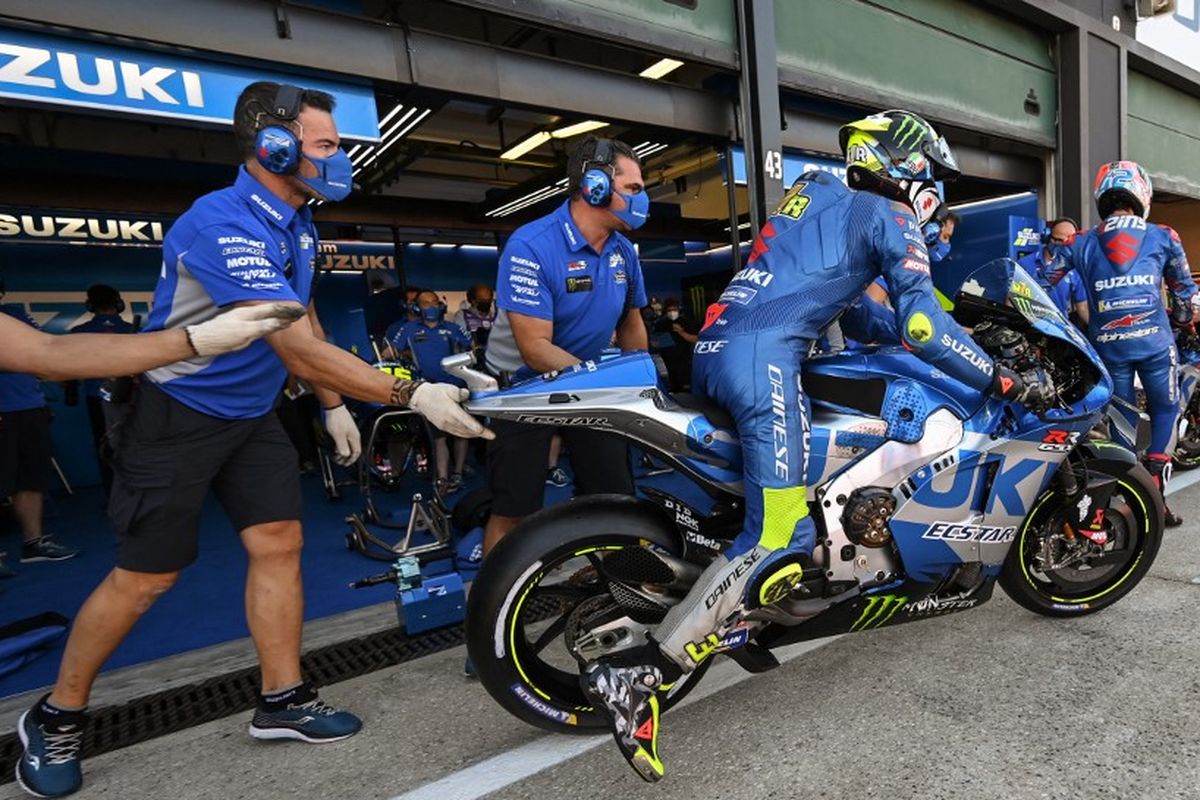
1101, 311, 1153, 330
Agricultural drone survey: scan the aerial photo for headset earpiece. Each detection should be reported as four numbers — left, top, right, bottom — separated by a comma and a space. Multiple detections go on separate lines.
580, 138, 615, 207
254, 84, 304, 175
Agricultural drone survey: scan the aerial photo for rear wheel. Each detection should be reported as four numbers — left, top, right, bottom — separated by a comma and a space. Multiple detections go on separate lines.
1174, 393, 1200, 470
999, 462, 1163, 616
465, 495, 710, 734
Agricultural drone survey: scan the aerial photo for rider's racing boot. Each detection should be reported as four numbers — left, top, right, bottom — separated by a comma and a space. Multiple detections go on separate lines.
581, 643, 680, 783
1143, 454, 1183, 528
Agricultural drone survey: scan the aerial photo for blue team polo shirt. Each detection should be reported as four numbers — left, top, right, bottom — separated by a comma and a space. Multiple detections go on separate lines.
1019, 251, 1085, 316
0, 305, 46, 412
384, 318, 471, 386
142, 167, 317, 419
487, 200, 647, 379
69, 313, 133, 397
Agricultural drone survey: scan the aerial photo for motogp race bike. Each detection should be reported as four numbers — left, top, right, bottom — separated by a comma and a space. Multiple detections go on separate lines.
1169, 327, 1200, 470
449, 258, 1163, 736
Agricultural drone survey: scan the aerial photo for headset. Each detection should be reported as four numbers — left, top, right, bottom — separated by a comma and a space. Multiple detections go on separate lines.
1043, 215, 1079, 246
254, 84, 305, 176
86, 284, 125, 314
580, 138, 616, 207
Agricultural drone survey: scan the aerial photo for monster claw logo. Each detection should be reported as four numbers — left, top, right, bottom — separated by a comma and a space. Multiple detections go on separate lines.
850, 595, 907, 631
893, 114, 927, 149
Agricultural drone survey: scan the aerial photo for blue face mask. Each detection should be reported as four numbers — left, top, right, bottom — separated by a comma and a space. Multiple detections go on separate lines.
928, 239, 951, 262
298, 149, 353, 202
612, 190, 649, 230
421, 305, 443, 322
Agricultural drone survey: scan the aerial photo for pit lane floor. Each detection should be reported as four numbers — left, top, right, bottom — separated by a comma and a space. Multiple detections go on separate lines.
7, 480, 1200, 800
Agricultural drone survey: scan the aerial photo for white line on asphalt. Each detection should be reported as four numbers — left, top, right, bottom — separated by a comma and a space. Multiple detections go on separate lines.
388, 637, 841, 800
394, 465, 1200, 800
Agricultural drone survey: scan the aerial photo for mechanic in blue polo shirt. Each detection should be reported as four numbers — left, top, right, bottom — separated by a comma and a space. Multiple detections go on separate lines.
66, 285, 134, 496
15, 82, 491, 800
483, 136, 649, 555
1018, 217, 1089, 328
384, 289, 474, 493
0, 279, 81, 580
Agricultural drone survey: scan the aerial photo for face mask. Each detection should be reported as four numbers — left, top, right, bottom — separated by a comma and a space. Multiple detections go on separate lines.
666, 310, 680, 321
928, 240, 951, 262
475, 301, 493, 314
421, 305, 443, 322
298, 149, 353, 202
612, 190, 649, 230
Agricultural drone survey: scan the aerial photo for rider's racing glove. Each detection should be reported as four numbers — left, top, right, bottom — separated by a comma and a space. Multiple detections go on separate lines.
993, 365, 1056, 412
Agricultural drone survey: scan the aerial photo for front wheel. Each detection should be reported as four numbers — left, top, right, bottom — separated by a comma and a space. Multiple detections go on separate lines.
465, 495, 710, 734
999, 462, 1163, 617
1174, 392, 1200, 470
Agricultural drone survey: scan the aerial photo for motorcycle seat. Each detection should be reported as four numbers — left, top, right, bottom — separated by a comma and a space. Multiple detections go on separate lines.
673, 392, 736, 431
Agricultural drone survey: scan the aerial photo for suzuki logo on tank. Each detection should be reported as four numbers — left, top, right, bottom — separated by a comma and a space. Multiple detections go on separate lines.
0, 27, 380, 140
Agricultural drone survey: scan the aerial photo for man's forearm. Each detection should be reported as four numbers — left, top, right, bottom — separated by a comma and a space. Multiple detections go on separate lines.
284, 334, 420, 406
616, 310, 648, 352
31, 329, 195, 381
304, 305, 345, 409
520, 339, 580, 373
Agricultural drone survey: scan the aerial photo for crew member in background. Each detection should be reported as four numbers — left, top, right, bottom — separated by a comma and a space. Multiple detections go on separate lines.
14, 82, 490, 800
1018, 217, 1088, 328
0, 279, 81, 580
482, 135, 649, 555
67, 285, 133, 496
454, 283, 496, 350
1041, 161, 1196, 527
652, 297, 698, 391
385, 289, 473, 494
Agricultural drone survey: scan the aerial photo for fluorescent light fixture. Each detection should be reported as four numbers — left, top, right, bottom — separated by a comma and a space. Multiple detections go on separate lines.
635, 143, 668, 159
639, 57, 684, 80
500, 130, 552, 161
377, 102, 406, 130
551, 120, 609, 138
486, 177, 570, 218
359, 108, 432, 168
379, 107, 418, 143
351, 146, 376, 167
459, 245, 498, 251
346, 144, 362, 159
431, 243, 456, 248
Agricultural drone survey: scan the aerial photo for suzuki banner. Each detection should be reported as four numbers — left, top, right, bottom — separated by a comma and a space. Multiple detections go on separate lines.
1136, 1, 1200, 73
0, 27, 380, 140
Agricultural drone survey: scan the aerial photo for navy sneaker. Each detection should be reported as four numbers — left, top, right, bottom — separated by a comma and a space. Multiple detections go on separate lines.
20, 538, 79, 564
249, 690, 361, 744
15, 706, 85, 798
463, 656, 477, 679
546, 467, 571, 488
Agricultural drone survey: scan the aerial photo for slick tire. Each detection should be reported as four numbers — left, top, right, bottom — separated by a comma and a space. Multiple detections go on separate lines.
465, 494, 711, 734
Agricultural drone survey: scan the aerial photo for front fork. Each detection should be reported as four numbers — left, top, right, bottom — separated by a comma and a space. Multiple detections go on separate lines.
1054, 460, 1118, 546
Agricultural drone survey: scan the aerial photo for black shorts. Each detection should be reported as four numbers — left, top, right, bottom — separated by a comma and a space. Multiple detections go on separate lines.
0, 407, 52, 498
486, 420, 633, 518
108, 383, 302, 573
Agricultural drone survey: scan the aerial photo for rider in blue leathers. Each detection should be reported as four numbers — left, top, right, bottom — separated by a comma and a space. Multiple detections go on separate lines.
581, 110, 1053, 783
1040, 160, 1196, 526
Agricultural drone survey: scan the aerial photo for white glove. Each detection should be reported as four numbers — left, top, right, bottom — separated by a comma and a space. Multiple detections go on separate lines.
409, 382, 494, 440
186, 303, 306, 357
323, 404, 362, 466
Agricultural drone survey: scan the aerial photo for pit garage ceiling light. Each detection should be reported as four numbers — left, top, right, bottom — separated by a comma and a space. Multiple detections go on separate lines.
486, 178, 570, 217
639, 57, 684, 80
633, 141, 668, 159
500, 130, 552, 160
551, 120, 609, 138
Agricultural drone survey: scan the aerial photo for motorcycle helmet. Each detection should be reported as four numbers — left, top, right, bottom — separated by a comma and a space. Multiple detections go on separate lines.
839, 109, 960, 226
1094, 160, 1153, 220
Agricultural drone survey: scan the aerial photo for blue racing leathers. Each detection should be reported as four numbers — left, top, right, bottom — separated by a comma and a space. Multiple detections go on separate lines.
655, 172, 997, 671
1040, 215, 1196, 455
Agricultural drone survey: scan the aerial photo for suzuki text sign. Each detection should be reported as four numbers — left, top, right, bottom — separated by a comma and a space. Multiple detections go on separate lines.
0, 27, 380, 140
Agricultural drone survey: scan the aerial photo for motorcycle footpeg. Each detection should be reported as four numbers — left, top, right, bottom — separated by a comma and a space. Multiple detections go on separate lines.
725, 642, 780, 674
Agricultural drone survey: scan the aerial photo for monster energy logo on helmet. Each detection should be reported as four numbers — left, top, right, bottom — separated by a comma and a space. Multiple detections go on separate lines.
892, 114, 928, 149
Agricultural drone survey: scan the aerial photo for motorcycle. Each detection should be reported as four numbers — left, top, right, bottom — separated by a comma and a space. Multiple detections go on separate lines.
1171, 327, 1200, 470
447, 258, 1164, 737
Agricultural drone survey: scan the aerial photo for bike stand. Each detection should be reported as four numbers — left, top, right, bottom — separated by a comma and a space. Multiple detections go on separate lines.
345, 492, 454, 563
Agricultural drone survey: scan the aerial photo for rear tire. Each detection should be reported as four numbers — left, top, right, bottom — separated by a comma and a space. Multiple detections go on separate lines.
465, 495, 710, 734
999, 462, 1163, 617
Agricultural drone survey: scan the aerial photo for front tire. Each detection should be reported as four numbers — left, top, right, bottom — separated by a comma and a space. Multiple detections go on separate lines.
465, 495, 710, 734
999, 462, 1163, 616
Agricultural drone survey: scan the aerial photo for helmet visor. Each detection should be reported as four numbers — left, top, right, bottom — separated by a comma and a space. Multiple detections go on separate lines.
922, 134, 960, 181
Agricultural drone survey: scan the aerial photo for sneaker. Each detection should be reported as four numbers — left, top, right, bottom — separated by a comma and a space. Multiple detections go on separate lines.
1165, 507, 1184, 528
0, 552, 15, 579
15, 704, 85, 798
249, 689, 362, 744
581, 660, 666, 783
463, 656, 477, 679
546, 467, 571, 488
446, 473, 465, 495
20, 538, 79, 564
